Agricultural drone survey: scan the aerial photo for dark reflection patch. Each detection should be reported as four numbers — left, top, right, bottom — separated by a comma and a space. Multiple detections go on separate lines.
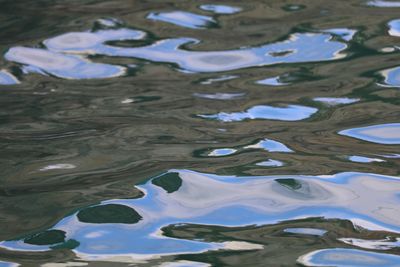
24, 230, 66, 245
77, 204, 142, 224
152, 172, 183, 193
275, 178, 302, 190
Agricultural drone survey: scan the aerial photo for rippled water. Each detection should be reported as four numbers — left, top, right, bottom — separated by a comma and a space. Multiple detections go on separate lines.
0, 0, 399, 266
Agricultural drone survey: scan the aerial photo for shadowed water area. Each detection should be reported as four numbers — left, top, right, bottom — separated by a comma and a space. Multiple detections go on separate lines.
0, 0, 399, 266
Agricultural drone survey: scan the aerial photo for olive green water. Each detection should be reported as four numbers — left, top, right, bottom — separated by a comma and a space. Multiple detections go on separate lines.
0, 0, 400, 266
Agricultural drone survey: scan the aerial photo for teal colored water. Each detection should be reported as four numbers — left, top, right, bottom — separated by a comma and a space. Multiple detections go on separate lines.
0, 0, 399, 266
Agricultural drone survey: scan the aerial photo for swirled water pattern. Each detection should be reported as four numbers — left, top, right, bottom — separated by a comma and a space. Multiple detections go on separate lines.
0, 0, 400, 266
2, 170, 400, 264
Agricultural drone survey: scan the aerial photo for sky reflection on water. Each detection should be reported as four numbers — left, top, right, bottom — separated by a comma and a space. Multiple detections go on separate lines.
339, 123, 400, 144
298, 248, 400, 266
2, 170, 400, 263
147, 11, 216, 29
0, 70, 19, 85
0, 2, 400, 266
367, 0, 400, 7
199, 4, 242, 14
199, 104, 318, 122
2, 24, 350, 80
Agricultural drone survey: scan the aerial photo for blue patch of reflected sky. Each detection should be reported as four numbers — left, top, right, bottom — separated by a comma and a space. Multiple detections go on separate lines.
200, 75, 238, 85
199, 4, 242, 14
284, 228, 327, 236
348, 155, 385, 163
44, 28, 146, 53
298, 248, 400, 266
339, 123, 400, 144
323, 28, 357, 41
313, 97, 360, 106
0, 70, 19, 85
339, 237, 400, 250
203, 138, 292, 158
378, 66, 400, 87
381, 153, 400, 158
208, 148, 237, 157
367, 0, 400, 7
147, 11, 216, 29
256, 76, 289, 86
199, 104, 318, 122
388, 19, 400, 37
256, 159, 284, 167
244, 139, 293, 152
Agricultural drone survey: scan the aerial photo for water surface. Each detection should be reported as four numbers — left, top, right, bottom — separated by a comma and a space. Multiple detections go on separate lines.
0, 0, 399, 266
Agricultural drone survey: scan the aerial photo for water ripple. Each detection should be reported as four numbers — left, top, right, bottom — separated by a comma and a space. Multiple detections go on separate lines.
147, 11, 217, 29
367, 0, 400, 7
199, 104, 318, 122
3, 25, 349, 80
298, 248, 400, 266
2, 170, 400, 263
388, 19, 400, 37
256, 159, 284, 167
283, 227, 327, 236
339, 237, 400, 250
339, 123, 400, 144
5, 47, 125, 79
313, 97, 360, 106
0, 70, 19, 85
199, 4, 242, 14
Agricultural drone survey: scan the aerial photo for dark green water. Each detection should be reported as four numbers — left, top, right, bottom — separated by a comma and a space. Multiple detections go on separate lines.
0, 0, 400, 266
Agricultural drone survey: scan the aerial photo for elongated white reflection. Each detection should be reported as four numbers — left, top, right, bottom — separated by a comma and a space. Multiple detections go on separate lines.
348, 155, 385, 163
256, 159, 284, 167
256, 76, 289, 86
5, 47, 125, 80
284, 228, 327, 236
313, 97, 359, 106
199, 104, 318, 122
44, 28, 146, 53
244, 138, 293, 152
339, 237, 400, 250
147, 11, 216, 29
199, 4, 242, 14
339, 123, 400, 144
367, 0, 400, 7
0, 261, 19, 267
